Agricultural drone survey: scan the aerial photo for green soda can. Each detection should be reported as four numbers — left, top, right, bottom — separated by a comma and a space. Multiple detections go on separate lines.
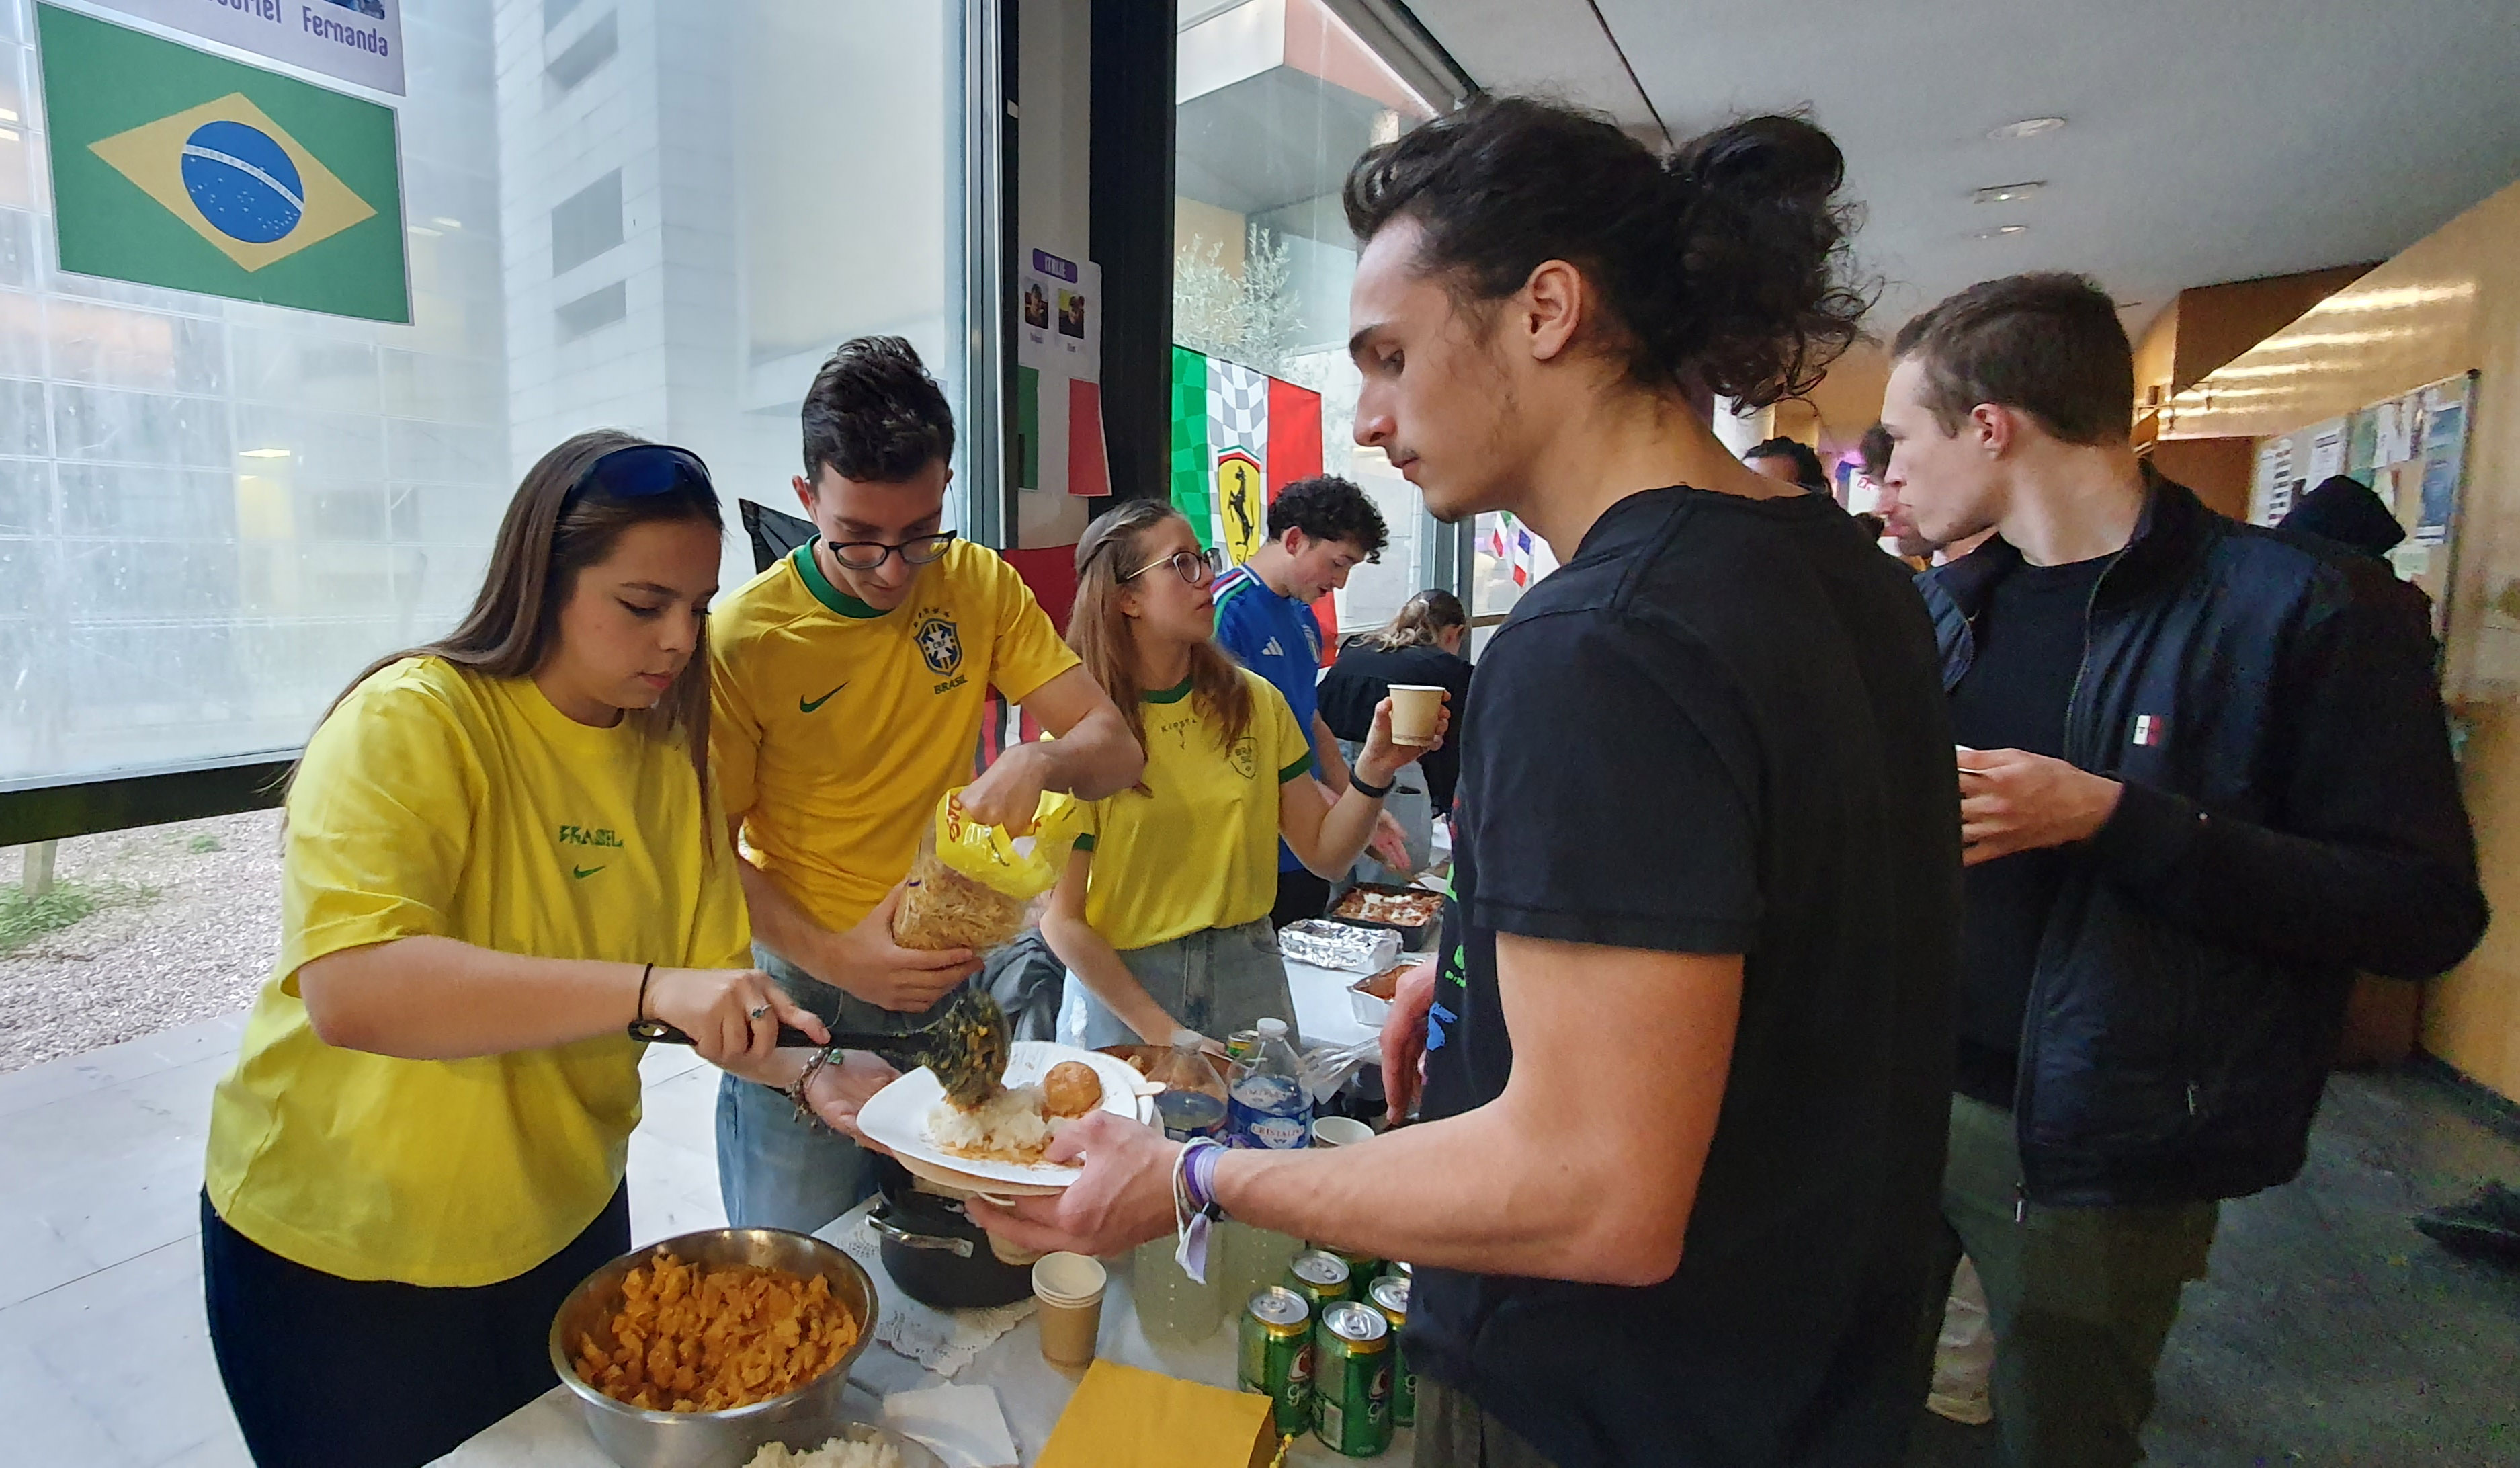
1312, 1242, 1382, 1284
1369, 1272, 1415, 1428
1238, 1285, 1314, 1436
1286, 1249, 1353, 1313
1312, 1300, 1394, 1457
1225, 1028, 1263, 1068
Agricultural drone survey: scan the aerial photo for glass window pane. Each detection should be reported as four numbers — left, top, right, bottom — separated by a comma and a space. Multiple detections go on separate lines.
1171, 0, 1436, 641
3, 0, 976, 787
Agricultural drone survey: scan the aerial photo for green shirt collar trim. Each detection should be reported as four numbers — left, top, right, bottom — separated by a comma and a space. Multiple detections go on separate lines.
792, 542, 887, 620
1144, 675, 1195, 704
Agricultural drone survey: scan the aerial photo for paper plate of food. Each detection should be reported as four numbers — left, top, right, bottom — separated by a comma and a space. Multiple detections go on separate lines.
855, 1040, 1150, 1196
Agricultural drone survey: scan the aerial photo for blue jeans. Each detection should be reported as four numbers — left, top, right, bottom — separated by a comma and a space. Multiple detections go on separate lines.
1057, 919, 1297, 1049
714, 944, 943, 1233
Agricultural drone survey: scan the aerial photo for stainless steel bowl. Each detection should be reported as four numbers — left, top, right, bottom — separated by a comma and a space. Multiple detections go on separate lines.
549, 1227, 890, 1468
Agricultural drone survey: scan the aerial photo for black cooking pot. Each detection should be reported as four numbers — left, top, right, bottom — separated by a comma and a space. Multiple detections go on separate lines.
867, 1157, 1035, 1309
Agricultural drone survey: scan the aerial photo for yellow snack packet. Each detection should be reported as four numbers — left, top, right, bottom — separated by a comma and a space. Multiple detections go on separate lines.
892, 788, 1089, 954
935, 786, 1089, 899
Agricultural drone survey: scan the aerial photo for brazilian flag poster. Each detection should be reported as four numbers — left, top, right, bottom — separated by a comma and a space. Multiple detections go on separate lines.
36, 4, 409, 323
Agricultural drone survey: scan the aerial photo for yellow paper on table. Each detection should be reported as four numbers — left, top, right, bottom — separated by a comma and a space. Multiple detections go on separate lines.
1036, 1359, 1279, 1468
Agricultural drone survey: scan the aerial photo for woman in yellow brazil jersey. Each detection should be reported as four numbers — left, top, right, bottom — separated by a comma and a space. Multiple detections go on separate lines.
198, 432, 890, 1468
1045, 499, 1445, 1047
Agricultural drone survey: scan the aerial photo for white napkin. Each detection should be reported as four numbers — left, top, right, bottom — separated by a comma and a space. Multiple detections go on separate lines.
884, 1384, 1020, 1468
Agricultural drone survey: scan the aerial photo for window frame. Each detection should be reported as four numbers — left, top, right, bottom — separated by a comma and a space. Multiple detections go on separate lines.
1, 0, 1015, 840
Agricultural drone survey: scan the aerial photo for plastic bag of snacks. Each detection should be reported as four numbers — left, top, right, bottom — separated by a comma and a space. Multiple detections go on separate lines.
892, 787, 1088, 955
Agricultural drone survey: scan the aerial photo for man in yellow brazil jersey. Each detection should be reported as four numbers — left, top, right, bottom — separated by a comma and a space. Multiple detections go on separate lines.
710, 336, 1144, 1229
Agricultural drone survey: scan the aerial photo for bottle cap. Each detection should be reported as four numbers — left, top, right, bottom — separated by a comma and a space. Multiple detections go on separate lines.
1169, 1028, 1204, 1051
1257, 1017, 1288, 1037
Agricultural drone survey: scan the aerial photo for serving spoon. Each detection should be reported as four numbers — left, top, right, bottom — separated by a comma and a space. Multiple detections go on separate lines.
632, 987, 1011, 1108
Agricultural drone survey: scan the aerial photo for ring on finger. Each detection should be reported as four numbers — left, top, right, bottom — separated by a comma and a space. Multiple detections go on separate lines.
749, 1004, 769, 1019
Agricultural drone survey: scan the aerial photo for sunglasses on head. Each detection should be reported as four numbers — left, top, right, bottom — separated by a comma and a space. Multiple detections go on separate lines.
564, 443, 717, 508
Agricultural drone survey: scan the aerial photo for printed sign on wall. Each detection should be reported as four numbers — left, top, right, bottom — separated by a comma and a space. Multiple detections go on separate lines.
81, 0, 404, 95
38, 5, 409, 322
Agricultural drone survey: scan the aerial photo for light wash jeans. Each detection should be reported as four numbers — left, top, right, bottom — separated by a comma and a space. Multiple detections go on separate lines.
1056, 918, 1297, 1049
714, 944, 948, 1233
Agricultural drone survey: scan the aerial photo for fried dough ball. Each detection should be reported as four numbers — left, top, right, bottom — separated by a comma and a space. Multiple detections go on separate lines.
1042, 1060, 1103, 1118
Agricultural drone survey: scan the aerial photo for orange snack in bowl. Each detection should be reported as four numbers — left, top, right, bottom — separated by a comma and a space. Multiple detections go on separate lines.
571, 1252, 859, 1413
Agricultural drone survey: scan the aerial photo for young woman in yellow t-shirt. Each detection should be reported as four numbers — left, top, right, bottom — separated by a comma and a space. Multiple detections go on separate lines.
199, 432, 895, 1468
1043, 500, 1443, 1048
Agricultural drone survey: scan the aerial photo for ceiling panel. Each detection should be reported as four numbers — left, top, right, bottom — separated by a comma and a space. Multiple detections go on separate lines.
1404, 0, 2520, 337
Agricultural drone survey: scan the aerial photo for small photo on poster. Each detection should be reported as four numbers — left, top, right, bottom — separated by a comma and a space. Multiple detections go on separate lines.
1023, 281, 1050, 331
1058, 290, 1087, 339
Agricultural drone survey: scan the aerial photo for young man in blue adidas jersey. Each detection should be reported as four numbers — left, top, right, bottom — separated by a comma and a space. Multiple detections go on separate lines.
1211, 473, 1401, 926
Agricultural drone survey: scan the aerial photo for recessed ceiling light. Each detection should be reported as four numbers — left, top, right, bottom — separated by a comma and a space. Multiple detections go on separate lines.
1988, 116, 2066, 140
1972, 225, 2030, 240
241, 448, 291, 458
407, 225, 442, 237
432, 216, 462, 230
1972, 181, 2045, 204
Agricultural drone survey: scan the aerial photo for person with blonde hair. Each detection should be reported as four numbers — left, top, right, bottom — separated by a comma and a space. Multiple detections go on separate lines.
1044, 499, 1442, 1047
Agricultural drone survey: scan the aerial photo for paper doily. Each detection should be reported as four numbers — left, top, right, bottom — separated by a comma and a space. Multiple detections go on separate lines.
829, 1200, 1036, 1378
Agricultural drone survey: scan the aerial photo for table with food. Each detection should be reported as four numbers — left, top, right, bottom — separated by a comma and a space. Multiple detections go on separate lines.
439, 885, 1439, 1468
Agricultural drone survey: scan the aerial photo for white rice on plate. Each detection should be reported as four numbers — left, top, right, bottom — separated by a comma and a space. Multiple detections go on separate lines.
926, 1083, 1069, 1164
743, 1437, 900, 1468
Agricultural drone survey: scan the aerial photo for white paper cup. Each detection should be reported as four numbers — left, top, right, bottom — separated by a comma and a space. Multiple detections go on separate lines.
1312, 1116, 1374, 1147
1387, 685, 1447, 747
1032, 1252, 1107, 1367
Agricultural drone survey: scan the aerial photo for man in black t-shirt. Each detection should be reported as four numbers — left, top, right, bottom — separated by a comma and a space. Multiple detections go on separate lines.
966, 97, 1959, 1467
1880, 275, 2483, 1468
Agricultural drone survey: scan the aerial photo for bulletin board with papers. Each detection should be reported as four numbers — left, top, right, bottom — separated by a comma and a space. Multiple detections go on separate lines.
2249, 370, 2475, 641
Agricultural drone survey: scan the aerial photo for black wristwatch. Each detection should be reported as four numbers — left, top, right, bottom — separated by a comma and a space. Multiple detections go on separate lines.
1351, 768, 1394, 799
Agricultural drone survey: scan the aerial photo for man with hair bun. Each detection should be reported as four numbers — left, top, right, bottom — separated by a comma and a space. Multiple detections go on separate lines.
970, 96, 1958, 1468
706, 334, 1143, 1233
1882, 272, 2483, 1467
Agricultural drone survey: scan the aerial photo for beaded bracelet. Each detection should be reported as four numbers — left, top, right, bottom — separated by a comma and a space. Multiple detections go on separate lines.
787, 1046, 839, 1128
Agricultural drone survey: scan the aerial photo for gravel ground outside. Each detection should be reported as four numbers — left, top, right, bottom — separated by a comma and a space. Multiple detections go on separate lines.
0, 809, 283, 1073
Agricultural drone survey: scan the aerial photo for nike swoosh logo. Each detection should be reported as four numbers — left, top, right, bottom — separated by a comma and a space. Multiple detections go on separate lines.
572, 866, 604, 880
800, 683, 846, 713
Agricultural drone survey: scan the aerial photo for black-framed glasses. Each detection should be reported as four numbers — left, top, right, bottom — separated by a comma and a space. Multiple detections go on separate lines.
1122, 546, 1225, 586
564, 443, 716, 507
827, 530, 959, 572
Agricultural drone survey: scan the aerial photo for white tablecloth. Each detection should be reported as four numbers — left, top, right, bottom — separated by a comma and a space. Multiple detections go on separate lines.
439, 1217, 1412, 1467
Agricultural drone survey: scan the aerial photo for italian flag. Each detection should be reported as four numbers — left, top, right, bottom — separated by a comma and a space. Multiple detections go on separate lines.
1169, 345, 1334, 657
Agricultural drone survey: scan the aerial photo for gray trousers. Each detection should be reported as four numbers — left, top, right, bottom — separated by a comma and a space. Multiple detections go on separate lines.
1414, 1379, 1559, 1468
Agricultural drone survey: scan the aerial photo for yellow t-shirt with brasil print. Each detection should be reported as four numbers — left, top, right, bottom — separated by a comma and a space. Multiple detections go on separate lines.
711, 538, 1081, 930
1075, 667, 1314, 952
204, 657, 753, 1287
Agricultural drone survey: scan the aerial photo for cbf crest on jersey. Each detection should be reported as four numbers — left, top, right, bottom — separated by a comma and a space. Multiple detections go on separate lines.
915, 612, 964, 676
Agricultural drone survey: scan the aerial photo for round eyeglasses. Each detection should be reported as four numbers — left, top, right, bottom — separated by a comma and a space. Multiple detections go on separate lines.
825, 531, 959, 572
1122, 546, 1225, 586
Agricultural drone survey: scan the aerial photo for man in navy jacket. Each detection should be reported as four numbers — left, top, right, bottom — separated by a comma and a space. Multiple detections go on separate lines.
1879, 272, 2485, 1468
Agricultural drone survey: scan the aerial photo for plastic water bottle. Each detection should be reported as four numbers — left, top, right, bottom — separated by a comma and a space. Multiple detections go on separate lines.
1227, 1017, 1312, 1149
